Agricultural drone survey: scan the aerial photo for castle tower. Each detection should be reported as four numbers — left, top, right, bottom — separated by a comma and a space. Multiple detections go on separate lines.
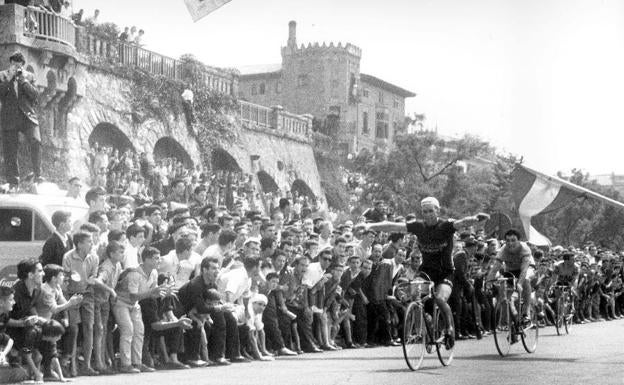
280, 21, 362, 140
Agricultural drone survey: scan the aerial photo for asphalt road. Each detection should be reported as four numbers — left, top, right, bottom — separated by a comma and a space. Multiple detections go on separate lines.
52, 319, 624, 385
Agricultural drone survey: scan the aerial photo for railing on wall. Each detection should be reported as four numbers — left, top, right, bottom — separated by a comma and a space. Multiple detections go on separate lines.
240, 101, 271, 128
23, 7, 76, 47
81, 33, 234, 94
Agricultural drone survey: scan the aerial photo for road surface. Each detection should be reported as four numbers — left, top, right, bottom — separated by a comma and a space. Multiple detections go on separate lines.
52, 319, 624, 385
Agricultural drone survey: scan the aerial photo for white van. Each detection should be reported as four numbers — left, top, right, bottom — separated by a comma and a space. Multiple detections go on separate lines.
0, 190, 88, 286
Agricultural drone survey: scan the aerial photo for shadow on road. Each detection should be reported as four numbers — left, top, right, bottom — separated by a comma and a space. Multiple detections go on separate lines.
469, 354, 580, 363
289, 356, 402, 361
376, 367, 444, 375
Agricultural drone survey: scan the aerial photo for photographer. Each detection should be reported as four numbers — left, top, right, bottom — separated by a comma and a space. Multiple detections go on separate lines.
0, 52, 41, 190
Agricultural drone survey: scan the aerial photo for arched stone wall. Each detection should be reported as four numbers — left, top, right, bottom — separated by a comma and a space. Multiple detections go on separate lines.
154, 137, 194, 168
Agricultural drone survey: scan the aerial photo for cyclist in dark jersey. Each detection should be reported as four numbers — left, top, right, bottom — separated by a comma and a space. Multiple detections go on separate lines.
364, 196, 490, 348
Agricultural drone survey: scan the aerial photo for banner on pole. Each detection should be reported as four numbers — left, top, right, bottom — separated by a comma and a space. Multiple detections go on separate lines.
184, 0, 232, 22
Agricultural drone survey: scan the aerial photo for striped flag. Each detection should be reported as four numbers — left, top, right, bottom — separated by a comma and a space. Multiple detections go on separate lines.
184, 0, 232, 22
512, 164, 624, 246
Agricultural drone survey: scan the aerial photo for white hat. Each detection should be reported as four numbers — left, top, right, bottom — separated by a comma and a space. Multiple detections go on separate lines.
251, 293, 268, 306
420, 197, 440, 209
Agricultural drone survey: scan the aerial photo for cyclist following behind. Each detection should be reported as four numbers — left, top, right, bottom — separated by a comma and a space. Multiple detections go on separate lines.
487, 229, 536, 324
551, 251, 580, 294
364, 196, 490, 348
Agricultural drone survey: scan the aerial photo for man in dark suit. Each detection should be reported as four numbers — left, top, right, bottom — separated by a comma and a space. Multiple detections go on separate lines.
41, 210, 73, 266
0, 51, 41, 189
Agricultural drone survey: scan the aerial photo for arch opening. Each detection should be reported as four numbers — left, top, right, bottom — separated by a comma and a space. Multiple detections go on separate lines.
88, 122, 134, 154
257, 171, 279, 193
291, 179, 315, 200
154, 137, 194, 169
211, 148, 241, 172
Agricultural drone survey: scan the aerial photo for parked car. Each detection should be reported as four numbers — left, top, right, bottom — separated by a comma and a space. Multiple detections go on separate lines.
0, 192, 88, 286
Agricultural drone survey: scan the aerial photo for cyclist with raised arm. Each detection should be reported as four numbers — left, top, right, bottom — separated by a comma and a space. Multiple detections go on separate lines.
364, 196, 490, 348
487, 229, 536, 324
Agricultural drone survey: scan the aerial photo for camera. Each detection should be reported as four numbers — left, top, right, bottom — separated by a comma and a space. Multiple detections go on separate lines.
15, 68, 22, 76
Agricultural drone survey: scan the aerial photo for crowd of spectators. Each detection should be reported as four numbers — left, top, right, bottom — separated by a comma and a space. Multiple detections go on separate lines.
0, 185, 623, 382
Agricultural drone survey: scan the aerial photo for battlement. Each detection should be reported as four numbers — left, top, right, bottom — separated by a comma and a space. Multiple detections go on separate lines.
282, 21, 362, 59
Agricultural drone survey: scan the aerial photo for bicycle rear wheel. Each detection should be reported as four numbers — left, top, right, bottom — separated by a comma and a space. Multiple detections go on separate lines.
493, 301, 512, 357
555, 297, 564, 336
521, 305, 539, 353
402, 302, 427, 371
434, 307, 454, 366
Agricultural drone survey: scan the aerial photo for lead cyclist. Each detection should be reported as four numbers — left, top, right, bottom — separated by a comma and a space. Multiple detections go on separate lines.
363, 197, 489, 348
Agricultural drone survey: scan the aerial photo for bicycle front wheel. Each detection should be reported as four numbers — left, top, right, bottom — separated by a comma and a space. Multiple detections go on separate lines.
563, 298, 573, 334
521, 305, 539, 353
493, 301, 512, 357
402, 301, 427, 371
434, 307, 454, 366
555, 296, 564, 336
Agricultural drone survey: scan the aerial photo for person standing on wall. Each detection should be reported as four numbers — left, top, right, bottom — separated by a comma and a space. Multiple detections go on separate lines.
0, 52, 42, 191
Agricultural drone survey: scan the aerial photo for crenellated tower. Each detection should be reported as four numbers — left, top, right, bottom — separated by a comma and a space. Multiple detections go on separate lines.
280, 21, 362, 138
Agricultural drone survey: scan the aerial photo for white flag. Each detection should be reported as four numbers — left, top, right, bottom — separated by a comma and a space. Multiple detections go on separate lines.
184, 0, 232, 22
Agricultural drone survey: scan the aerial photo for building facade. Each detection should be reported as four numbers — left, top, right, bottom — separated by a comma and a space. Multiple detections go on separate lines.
238, 21, 415, 154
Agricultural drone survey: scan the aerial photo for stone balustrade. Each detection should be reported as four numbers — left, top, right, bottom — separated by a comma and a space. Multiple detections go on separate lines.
22, 6, 76, 47
240, 101, 312, 142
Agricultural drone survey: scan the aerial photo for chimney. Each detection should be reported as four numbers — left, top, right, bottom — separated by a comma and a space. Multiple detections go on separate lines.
288, 20, 297, 48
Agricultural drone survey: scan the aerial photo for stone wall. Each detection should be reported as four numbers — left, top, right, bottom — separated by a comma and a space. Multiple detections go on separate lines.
65, 69, 201, 182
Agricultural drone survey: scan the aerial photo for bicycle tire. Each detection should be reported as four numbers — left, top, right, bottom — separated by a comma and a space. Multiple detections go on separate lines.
555, 296, 564, 336
402, 302, 427, 371
493, 301, 512, 357
521, 305, 539, 353
563, 296, 572, 335
434, 307, 454, 366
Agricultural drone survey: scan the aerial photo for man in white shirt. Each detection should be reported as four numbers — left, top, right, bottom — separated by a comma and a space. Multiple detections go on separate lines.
123, 224, 145, 269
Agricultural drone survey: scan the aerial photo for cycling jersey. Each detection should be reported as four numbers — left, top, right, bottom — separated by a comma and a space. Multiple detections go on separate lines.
496, 241, 534, 271
552, 261, 580, 285
406, 219, 456, 273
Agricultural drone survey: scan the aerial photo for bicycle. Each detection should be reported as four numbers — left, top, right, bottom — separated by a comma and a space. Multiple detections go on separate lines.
396, 273, 455, 371
551, 284, 574, 336
488, 272, 538, 357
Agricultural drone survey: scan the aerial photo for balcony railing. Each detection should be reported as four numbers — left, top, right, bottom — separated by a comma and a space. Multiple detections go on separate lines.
240, 101, 271, 128
239, 101, 312, 141
80, 33, 235, 95
22, 7, 76, 47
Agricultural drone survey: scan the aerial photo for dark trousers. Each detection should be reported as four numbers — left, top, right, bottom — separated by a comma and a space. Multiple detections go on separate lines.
2, 115, 41, 185
183, 321, 203, 361
352, 299, 368, 344
287, 305, 317, 351
263, 311, 285, 351
366, 301, 391, 344
156, 327, 183, 355
207, 310, 240, 360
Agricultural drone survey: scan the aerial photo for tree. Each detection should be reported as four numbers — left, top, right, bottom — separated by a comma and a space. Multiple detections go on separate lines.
349, 130, 494, 216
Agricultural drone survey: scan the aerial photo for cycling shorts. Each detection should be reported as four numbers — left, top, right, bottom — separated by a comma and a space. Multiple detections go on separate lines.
420, 267, 454, 289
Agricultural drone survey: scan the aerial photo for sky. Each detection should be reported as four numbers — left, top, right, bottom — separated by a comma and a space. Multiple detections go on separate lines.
75, 0, 624, 176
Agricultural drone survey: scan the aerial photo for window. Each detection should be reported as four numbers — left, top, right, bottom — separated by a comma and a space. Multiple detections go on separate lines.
362, 88, 369, 98
362, 111, 369, 134
34, 213, 51, 241
276, 81, 282, 94
251, 84, 257, 95
0, 208, 32, 242
378, 91, 384, 104
393, 99, 400, 109
259, 83, 266, 95
331, 79, 339, 89
375, 109, 389, 139
297, 74, 309, 87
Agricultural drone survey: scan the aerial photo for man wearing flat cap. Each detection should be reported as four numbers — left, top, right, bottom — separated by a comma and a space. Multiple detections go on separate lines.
0, 52, 41, 190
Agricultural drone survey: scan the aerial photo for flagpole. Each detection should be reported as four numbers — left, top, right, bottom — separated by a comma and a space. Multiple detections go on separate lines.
518, 164, 624, 211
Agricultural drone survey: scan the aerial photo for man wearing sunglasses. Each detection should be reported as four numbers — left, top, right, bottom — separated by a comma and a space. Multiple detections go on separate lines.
363, 196, 489, 348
